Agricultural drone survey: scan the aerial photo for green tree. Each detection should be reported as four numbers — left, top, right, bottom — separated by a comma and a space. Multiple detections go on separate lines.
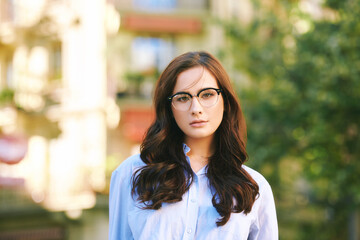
221, 0, 360, 239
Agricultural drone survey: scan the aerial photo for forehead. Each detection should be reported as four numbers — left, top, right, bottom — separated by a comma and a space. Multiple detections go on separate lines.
173, 66, 218, 93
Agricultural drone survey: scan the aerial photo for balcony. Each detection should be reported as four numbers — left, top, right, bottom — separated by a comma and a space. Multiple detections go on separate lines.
112, 0, 208, 34
113, 0, 209, 14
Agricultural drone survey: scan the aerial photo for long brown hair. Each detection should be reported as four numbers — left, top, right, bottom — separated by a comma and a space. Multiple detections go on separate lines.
131, 51, 259, 226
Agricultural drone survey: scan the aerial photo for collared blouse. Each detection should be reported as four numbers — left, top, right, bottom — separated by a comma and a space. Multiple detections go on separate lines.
109, 145, 278, 240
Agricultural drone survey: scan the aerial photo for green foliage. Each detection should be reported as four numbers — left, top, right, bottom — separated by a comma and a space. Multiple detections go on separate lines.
222, 0, 360, 239
0, 88, 15, 106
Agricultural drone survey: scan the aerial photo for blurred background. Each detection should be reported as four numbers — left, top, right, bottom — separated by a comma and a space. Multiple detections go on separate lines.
0, 0, 359, 239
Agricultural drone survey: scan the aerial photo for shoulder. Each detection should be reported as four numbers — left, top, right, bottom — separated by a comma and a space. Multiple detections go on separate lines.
242, 165, 267, 184
112, 154, 146, 179
110, 154, 146, 195
109, 155, 145, 239
242, 165, 278, 238
242, 165, 273, 195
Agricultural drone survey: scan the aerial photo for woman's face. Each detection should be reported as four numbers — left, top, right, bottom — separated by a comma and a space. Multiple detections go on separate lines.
171, 66, 224, 143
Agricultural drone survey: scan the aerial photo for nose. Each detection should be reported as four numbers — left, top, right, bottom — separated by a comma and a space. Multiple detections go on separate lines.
190, 96, 203, 114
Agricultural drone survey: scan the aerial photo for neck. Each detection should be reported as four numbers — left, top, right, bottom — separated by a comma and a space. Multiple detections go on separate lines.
185, 136, 214, 158
185, 136, 214, 173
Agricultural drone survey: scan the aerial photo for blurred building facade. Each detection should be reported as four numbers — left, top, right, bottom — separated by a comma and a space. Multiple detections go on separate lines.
108, 0, 251, 160
0, 0, 111, 239
0, 0, 248, 239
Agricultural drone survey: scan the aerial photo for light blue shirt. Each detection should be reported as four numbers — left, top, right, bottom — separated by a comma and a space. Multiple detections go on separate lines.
109, 145, 278, 240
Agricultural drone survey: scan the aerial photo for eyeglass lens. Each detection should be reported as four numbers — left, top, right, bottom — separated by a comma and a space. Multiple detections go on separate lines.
171, 88, 220, 111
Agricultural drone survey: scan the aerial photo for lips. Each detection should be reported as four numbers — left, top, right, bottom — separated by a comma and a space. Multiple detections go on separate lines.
190, 120, 208, 127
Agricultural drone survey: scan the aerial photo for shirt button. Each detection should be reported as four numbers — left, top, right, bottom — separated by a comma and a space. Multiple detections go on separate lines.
187, 228, 192, 234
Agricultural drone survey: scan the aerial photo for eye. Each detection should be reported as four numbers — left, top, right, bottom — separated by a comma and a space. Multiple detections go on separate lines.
174, 94, 191, 103
200, 90, 215, 99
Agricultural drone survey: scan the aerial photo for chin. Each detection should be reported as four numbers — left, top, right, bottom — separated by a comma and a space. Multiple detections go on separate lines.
186, 132, 215, 140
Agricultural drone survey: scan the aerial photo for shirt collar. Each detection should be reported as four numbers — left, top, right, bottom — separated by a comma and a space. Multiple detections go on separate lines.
183, 143, 191, 154
183, 143, 207, 176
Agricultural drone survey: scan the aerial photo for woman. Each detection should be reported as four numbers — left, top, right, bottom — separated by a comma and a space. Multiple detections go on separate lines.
109, 51, 278, 240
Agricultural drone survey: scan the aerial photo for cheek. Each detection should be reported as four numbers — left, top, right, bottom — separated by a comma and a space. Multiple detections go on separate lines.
172, 110, 186, 128
212, 109, 224, 128
212, 100, 224, 123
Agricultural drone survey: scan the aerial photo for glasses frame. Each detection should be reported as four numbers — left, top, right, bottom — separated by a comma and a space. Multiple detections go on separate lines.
168, 87, 223, 111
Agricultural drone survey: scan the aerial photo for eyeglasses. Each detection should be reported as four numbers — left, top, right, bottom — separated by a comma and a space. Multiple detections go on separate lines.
168, 88, 223, 111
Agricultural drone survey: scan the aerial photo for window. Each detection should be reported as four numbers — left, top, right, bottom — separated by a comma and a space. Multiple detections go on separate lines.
131, 37, 175, 73
125, 37, 175, 97
133, 0, 177, 11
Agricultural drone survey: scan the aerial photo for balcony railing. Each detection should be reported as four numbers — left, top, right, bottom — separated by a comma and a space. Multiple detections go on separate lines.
113, 0, 209, 13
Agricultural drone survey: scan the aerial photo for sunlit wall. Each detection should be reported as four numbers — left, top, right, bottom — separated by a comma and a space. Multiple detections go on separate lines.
0, 0, 119, 219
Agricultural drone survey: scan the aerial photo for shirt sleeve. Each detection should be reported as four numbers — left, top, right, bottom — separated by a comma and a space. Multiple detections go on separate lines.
109, 164, 134, 240
248, 178, 278, 240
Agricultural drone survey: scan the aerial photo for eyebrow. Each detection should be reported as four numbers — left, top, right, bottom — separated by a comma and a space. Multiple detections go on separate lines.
172, 87, 216, 95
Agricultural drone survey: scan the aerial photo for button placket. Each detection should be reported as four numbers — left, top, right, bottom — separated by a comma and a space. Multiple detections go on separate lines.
182, 175, 200, 240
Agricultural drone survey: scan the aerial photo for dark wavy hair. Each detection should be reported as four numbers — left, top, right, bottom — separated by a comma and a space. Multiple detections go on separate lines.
131, 51, 259, 226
